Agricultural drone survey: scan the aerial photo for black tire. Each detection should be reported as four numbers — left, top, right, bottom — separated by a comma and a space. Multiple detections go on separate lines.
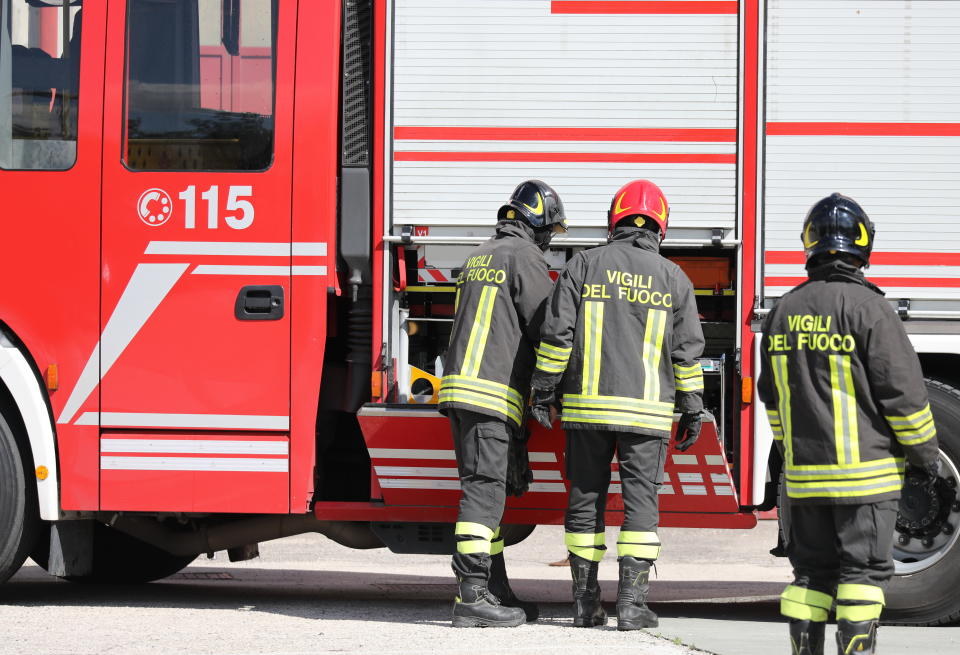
31, 521, 198, 584
499, 524, 536, 547
0, 410, 40, 584
886, 379, 960, 625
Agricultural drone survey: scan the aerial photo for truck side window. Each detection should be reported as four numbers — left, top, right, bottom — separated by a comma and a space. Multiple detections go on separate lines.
124, 0, 277, 171
0, 0, 82, 171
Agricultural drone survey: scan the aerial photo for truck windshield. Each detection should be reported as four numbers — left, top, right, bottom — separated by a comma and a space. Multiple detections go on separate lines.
0, 0, 82, 171
123, 0, 278, 171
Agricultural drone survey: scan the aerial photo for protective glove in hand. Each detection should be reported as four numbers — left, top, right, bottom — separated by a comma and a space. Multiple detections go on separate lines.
506, 426, 533, 497
675, 411, 703, 452
912, 459, 942, 491
531, 387, 558, 429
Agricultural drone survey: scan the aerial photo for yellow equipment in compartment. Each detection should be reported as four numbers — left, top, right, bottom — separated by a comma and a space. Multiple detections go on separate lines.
408, 365, 441, 404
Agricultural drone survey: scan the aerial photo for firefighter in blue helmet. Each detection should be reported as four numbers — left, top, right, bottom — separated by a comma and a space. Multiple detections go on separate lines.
438, 180, 567, 627
758, 193, 941, 655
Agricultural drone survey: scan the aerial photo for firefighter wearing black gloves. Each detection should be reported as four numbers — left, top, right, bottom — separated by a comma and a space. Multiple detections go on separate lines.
530, 179, 705, 631
758, 193, 941, 655
438, 180, 566, 628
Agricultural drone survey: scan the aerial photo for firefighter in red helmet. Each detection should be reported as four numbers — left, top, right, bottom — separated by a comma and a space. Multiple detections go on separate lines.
530, 179, 705, 630
759, 193, 941, 655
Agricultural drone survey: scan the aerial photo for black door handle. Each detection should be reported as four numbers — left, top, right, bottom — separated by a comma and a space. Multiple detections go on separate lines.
235, 285, 284, 321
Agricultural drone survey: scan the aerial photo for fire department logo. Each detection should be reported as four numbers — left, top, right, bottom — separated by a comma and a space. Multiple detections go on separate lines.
137, 188, 173, 227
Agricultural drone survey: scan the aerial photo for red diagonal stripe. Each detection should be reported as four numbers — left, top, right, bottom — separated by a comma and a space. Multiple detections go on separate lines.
767, 122, 960, 137
552, 1, 739, 14
394, 126, 736, 143
395, 151, 735, 164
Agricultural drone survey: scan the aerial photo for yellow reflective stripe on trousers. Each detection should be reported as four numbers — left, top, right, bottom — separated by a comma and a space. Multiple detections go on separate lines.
836, 604, 883, 622
565, 532, 605, 561
772, 355, 793, 464
490, 526, 504, 555
830, 355, 859, 466
455, 521, 493, 555
642, 309, 667, 401
780, 585, 832, 622
837, 584, 885, 604
617, 531, 661, 559
673, 361, 704, 393
581, 301, 604, 396
461, 286, 498, 378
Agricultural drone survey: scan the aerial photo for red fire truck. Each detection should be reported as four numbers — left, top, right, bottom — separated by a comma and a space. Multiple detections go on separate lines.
2, 0, 959, 625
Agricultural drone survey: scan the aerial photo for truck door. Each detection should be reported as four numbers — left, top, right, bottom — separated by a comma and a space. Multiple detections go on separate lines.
92, 0, 301, 513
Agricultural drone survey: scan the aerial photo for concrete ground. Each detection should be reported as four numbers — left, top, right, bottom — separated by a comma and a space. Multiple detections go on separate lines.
1, 521, 958, 654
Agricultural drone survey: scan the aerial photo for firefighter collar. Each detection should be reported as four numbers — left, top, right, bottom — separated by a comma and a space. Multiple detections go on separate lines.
807, 259, 884, 296
495, 219, 539, 244
609, 226, 660, 253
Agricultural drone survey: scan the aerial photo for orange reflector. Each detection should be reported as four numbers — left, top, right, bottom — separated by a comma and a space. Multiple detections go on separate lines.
36, 466, 49, 481
371, 371, 383, 400
44, 364, 58, 391
741, 377, 753, 404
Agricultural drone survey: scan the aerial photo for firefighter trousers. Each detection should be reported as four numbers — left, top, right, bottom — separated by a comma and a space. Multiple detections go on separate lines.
564, 429, 667, 562
780, 498, 898, 623
448, 408, 513, 581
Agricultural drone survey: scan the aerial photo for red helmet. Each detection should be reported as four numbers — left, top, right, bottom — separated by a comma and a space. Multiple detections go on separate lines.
608, 180, 670, 238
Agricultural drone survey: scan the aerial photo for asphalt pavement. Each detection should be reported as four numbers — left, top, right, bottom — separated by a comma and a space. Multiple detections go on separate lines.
1, 521, 958, 654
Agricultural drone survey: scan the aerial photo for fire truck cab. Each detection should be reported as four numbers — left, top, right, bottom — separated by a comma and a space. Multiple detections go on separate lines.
2, 0, 960, 625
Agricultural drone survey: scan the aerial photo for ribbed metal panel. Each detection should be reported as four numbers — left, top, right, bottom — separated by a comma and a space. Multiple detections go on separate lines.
390, 0, 738, 230
342, 0, 373, 166
763, 1, 960, 301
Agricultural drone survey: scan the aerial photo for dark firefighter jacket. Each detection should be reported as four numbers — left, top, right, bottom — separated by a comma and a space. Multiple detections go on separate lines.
758, 260, 940, 505
530, 227, 705, 437
438, 221, 554, 426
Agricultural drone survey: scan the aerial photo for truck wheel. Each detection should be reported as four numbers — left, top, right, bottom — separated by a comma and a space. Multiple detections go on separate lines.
0, 410, 40, 584
886, 379, 960, 625
31, 522, 197, 584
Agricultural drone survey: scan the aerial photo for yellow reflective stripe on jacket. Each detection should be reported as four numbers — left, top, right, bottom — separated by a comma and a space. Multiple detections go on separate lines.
581, 301, 604, 396
771, 355, 793, 461
766, 408, 784, 441
562, 393, 674, 430
642, 309, 667, 401
786, 458, 904, 481
780, 585, 832, 622
617, 531, 661, 560
673, 361, 704, 393
461, 285, 498, 378
562, 394, 673, 415
561, 409, 673, 431
837, 584, 885, 605
886, 404, 937, 445
439, 375, 523, 425
785, 473, 903, 499
830, 355, 859, 466
536, 341, 572, 374
565, 532, 605, 561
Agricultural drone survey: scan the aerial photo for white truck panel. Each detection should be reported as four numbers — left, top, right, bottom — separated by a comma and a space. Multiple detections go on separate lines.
390, 0, 739, 233
763, 1, 960, 301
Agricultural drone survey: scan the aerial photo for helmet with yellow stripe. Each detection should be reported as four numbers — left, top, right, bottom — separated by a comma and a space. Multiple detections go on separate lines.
608, 179, 670, 239
497, 180, 567, 233
802, 193, 875, 267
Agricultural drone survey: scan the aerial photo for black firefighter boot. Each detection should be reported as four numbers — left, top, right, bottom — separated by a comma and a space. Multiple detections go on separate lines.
616, 557, 658, 630
789, 620, 825, 655
570, 554, 607, 627
488, 552, 539, 622
835, 619, 878, 655
452, 574, 526, 628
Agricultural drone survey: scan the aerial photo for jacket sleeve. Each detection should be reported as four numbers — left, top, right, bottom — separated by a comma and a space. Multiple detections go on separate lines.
671, 270, 705, 414
756, 310, 784, 442
864, 305, 939, 467
530, 253, 586, 391
511, 245, 554, 344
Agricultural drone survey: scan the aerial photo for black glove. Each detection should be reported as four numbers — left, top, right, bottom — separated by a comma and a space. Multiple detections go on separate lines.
530, 387, 557, 429
910, 459, 941, 491
675, 411, 703, 452
506, 426, 533, 497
